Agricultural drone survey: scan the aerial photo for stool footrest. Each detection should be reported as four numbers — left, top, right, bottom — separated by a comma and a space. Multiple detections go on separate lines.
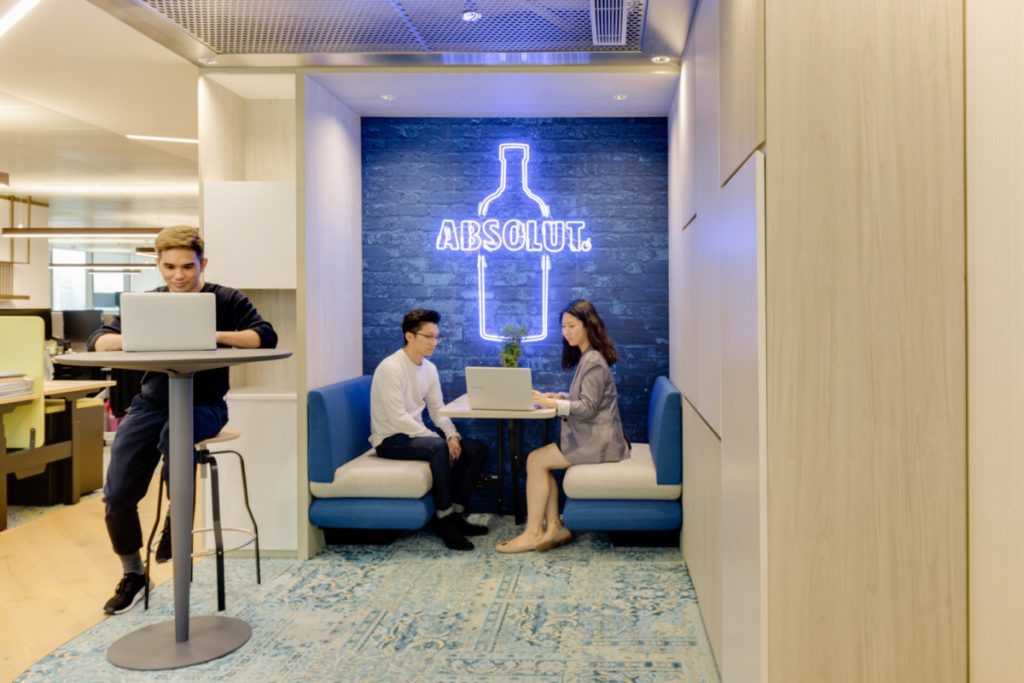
190, 526, 258, 557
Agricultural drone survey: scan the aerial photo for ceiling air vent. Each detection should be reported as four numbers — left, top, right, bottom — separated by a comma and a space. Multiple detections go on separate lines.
590, 0, 628, 46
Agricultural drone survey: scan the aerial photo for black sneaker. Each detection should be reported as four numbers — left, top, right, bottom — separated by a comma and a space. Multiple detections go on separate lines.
435, 515, 474, 551
456, 515, 489, 536
103, 572, 148, 615
155, 518, 172, 563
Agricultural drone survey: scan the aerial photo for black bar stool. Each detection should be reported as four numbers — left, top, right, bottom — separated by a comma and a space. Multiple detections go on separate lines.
144, 428, 261, 611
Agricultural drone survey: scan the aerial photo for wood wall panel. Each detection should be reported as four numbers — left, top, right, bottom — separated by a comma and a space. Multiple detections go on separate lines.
301, 75, 363, 389
198, 78, 245, 182
668, 213, 684, 386
718, 0, 763, 185
692, 0, 722, 435
299, 75, 362, 558
719, 151, 765, 683
668, 49, 696, 391
677, 48, 697, 228
229, 289, 297, 389
765, 1, 966, 680
245, 99, 296, 181
678, 218, 698, 399
967, 1, 1024, 680
682, 397, 723, 663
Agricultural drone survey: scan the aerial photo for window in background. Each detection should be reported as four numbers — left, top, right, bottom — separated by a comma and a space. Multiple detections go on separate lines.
51, 248, 87, 310
91, 271, 124, 310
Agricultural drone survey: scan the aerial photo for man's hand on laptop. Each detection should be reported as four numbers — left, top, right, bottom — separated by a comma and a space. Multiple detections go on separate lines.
214, 329, 261, 349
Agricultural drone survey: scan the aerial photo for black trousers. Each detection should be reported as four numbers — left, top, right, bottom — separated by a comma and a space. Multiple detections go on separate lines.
375, 434, 488, 513
103, 393, 228, 556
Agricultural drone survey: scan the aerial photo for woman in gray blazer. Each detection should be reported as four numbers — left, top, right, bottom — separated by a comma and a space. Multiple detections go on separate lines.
497, 299, 630, 554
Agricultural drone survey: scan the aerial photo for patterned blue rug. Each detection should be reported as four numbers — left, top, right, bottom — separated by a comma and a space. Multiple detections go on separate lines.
17, 516, 719, 682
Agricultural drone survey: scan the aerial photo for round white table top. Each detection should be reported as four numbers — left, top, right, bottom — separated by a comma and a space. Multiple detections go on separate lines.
53, 348, 292, 375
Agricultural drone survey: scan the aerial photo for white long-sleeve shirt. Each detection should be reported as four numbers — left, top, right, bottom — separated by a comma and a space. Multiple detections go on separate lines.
369, 348, 459, 448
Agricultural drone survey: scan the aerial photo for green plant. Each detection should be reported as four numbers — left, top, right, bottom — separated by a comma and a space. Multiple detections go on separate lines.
500, 325, 527, 368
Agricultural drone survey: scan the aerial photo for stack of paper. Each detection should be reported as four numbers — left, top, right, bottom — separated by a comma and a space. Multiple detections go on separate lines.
0, 372, 33, 398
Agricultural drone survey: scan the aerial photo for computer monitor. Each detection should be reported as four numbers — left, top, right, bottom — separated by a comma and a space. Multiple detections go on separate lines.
0, 307, 53, 340
61, 309, 104, 344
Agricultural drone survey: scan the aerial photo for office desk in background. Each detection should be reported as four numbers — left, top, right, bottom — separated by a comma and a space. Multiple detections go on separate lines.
438, 394, 555, 525
1, 379, 113, 531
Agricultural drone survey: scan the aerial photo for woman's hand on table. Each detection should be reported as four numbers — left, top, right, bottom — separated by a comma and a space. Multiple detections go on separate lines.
532, 390, 561, 409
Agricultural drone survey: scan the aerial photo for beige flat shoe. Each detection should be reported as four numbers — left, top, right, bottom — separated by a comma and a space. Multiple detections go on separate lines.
496, 537, 539, 554
535, 530, 573, 553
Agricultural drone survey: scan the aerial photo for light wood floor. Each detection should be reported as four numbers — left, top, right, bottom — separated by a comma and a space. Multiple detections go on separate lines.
0, 472, 174, 682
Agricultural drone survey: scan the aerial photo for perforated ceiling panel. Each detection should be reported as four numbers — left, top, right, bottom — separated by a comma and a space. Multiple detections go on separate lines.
140, 0, 648, 54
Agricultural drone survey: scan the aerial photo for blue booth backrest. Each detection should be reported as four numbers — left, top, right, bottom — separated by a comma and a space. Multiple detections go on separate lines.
648, 376, 682, 485
307, 375, 373, 484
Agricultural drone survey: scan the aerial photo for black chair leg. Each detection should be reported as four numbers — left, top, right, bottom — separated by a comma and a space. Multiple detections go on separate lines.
208, 455, 227, 612
222, 449, 261, 584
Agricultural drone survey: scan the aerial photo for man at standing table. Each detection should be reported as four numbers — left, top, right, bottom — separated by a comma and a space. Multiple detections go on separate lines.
87, 225, 277, 614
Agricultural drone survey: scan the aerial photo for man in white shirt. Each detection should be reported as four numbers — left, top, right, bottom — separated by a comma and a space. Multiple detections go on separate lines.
370, 309, 489, 550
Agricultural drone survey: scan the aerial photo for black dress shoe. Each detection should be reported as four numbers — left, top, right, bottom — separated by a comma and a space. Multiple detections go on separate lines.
435, 515, 474, 551
456, 515, 489, 536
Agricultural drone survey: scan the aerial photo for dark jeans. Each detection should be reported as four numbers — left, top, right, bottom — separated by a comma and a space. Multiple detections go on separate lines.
375, 434, 488, 514
104, 393, 228, 556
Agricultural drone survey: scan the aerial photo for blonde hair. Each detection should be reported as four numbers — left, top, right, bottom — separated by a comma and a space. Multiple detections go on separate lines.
154, 225, 204, 259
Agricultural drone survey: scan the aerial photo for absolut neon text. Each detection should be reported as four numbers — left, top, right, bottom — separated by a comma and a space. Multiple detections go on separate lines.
435, 218, 591, 253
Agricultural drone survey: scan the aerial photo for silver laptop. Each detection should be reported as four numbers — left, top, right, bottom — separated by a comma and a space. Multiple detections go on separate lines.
465, 366, 535, 411
120, 292, 217, 352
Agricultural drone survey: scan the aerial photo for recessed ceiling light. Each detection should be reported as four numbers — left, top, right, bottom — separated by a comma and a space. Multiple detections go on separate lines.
651, 55, 672, 64
462, 10, 482, 22
126, 134, 199, 144
197, 57, 217, 65
380, 94, 396, 101
613, 94, 628, 101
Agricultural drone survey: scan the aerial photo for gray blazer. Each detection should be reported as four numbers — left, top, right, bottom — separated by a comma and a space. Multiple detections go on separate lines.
560, 349, 630, 465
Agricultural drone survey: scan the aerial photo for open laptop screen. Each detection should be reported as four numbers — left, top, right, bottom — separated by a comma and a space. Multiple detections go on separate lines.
120, 292, 217, 352
465, 366, 534, 411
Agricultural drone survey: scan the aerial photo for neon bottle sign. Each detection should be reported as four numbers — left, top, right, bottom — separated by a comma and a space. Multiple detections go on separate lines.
435, 143, 592, 255
434, 143, 592, 342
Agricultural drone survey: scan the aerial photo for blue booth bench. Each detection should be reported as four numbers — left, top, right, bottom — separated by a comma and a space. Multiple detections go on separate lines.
307, 374, 681, 536
562, 376, 682, 532
307, 375, 435, 531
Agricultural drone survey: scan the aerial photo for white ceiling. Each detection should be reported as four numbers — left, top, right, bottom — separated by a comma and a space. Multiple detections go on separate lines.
0, 0, 680, 233
0, 0, 199, 227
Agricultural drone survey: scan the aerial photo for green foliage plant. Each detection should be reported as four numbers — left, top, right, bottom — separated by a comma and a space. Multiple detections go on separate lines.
500, 325, 527, 368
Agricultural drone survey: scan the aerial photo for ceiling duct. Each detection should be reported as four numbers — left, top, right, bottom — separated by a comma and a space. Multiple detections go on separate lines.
590, 0, 627, 46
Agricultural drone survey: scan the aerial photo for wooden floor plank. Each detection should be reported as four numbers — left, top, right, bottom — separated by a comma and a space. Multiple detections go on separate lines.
0, 471, 176, 682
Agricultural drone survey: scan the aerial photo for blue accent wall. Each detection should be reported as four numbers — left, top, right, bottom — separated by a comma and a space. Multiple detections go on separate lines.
362, 117, 668, 449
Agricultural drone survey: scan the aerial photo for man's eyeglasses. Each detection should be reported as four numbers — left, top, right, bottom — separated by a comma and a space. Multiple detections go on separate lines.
415, 332, 442, 342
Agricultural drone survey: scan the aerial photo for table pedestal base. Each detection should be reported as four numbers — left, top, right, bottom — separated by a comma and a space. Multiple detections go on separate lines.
107, 615, 251, 670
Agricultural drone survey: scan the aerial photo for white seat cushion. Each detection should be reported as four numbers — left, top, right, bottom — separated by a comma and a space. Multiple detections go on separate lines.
310, 449, 432, 499
563, 443, 681, 500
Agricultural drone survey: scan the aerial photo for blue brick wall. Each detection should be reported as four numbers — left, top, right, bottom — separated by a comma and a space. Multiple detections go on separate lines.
362, 117, 668, 452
